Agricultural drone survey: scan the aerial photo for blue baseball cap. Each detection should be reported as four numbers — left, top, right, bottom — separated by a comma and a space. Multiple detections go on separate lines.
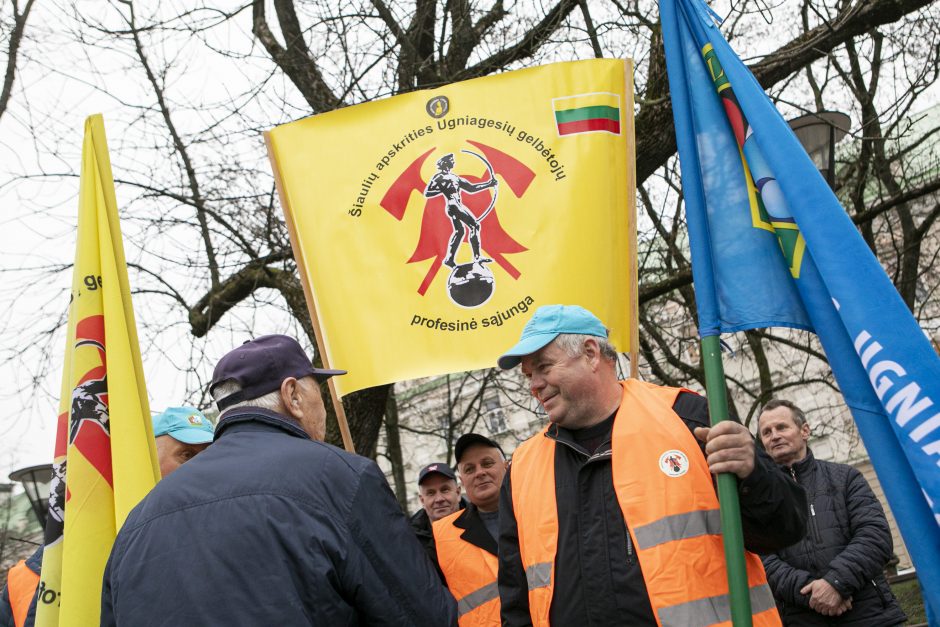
497, 304, 608, 370
152, 407, 215, 444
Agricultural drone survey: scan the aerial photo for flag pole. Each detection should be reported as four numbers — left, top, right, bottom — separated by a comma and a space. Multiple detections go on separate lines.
624, 59, 640, 380
701, 334, 752, 626
264, 131, 355, 453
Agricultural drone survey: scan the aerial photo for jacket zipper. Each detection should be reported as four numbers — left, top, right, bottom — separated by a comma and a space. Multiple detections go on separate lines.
552, 435, 633, 564
553, 436, 588, 457
809, 503, 823, 544
872, 578, 888, 606
790, 466, 822, 546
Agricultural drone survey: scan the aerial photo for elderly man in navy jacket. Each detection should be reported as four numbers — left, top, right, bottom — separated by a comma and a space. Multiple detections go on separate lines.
101, 335, 456, 626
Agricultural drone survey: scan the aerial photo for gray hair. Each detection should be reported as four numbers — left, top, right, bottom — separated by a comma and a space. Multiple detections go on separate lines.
760, 398, 807, 428
212, 379, 282, 414
553, 333, 618, 363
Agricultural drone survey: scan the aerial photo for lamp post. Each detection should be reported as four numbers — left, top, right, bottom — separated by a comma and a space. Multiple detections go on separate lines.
787, 111, 851, 190
9, 464, 53, 529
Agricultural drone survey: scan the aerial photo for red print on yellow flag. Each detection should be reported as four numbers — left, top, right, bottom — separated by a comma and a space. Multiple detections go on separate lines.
36, 116, 160, 627
381, 141, 535, 299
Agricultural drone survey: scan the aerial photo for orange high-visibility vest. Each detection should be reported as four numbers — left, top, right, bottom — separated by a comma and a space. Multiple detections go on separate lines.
509, 379, 781, 627
6, 559, 40, 627
433, 510, 501, 626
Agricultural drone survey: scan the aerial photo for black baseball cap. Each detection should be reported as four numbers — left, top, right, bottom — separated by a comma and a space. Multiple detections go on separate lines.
417, 462, 457, 485
210, 335, 346, 410
454, 433, 505, 464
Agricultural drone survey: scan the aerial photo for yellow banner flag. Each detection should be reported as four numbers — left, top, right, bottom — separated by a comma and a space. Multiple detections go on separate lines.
36, 115, 161, 627
267, 59, 636, 396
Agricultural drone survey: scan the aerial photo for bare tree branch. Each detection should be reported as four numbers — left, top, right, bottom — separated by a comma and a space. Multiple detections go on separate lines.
0, 0, 34, 120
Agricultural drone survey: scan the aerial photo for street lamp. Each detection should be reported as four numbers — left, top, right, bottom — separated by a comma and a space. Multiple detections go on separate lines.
9, 464, 53, 529
787, 111, 851, 190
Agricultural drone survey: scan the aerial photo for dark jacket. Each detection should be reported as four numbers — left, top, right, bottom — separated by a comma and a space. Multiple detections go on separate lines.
101, 407, 457, 627
498, 391, 808, 626
0, 545, 42, 627
410, 508, 436, 555
761, 451, 906, 626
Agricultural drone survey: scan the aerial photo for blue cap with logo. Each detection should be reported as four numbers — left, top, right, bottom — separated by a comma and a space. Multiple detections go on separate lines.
497, 304, 608, 370
152, 407, 215, 444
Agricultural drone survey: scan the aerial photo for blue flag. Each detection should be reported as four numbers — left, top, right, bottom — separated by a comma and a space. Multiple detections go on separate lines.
661, 0, 940, 618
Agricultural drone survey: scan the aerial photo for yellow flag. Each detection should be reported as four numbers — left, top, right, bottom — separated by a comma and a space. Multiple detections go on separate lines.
267, 59, 636, 396
35, 115, 161, 627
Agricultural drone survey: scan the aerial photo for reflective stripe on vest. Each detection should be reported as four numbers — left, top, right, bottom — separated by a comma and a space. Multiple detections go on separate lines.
633, 508, 723, 550
432, 511, 501, 626
524, 561, 552, 590
7, 559, 40, 627
510, 379, 781, 627
657, 583, 777, 626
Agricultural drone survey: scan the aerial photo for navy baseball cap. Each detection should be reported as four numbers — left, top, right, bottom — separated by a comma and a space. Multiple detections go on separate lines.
210, 335, 345, 410
497, 304, 608, 370
417, 462, 457, 485
152, 407, 214, 444
454, 433, 505, 464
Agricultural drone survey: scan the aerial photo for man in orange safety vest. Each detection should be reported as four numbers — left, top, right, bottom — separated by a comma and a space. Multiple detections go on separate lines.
495, 305, 808, 627
432, 434, 508, 625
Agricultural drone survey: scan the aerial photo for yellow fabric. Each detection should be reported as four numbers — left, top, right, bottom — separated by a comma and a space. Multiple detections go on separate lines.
432, 511, 501, 626
8, 560, 40, 627
266, 59, 635, 396
511, 380, 779, 627
35, 115, 160, 627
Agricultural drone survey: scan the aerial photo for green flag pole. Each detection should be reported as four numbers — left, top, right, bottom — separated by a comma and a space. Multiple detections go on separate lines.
701, 334, 752, 626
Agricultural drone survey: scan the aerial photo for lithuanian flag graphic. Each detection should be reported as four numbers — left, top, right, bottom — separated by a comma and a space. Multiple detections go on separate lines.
553, 92, 621, 136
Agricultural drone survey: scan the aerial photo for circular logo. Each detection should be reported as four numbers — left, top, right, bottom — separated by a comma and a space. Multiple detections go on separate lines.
658, 450, 689, 478
426, 95, 449, 118
447, 260, 495, 308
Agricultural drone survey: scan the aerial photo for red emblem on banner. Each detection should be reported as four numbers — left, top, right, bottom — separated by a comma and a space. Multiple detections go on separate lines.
381, 141, 535, 297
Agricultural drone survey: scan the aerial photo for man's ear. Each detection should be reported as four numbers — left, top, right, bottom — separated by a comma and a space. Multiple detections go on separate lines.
280, 377, 302, 419
583, 338, 601, 368
801, 421, 811, 440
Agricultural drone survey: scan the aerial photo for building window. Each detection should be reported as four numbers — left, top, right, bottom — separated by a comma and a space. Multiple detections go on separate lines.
483, 396, 507, 433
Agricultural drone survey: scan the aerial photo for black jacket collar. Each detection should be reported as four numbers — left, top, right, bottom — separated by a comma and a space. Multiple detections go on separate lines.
546, 409, 618, 457
791, 448, 815, 470
214, 407, 311, 441
452, 502, 498, 556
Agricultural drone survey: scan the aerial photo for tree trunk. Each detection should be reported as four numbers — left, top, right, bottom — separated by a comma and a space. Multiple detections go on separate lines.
384, 387, 409, 512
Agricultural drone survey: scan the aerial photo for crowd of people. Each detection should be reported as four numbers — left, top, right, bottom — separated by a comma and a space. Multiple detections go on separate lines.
1, 305, 908, 626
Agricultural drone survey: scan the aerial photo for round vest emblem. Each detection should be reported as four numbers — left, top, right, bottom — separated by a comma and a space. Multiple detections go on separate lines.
658, 450, 689, 477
